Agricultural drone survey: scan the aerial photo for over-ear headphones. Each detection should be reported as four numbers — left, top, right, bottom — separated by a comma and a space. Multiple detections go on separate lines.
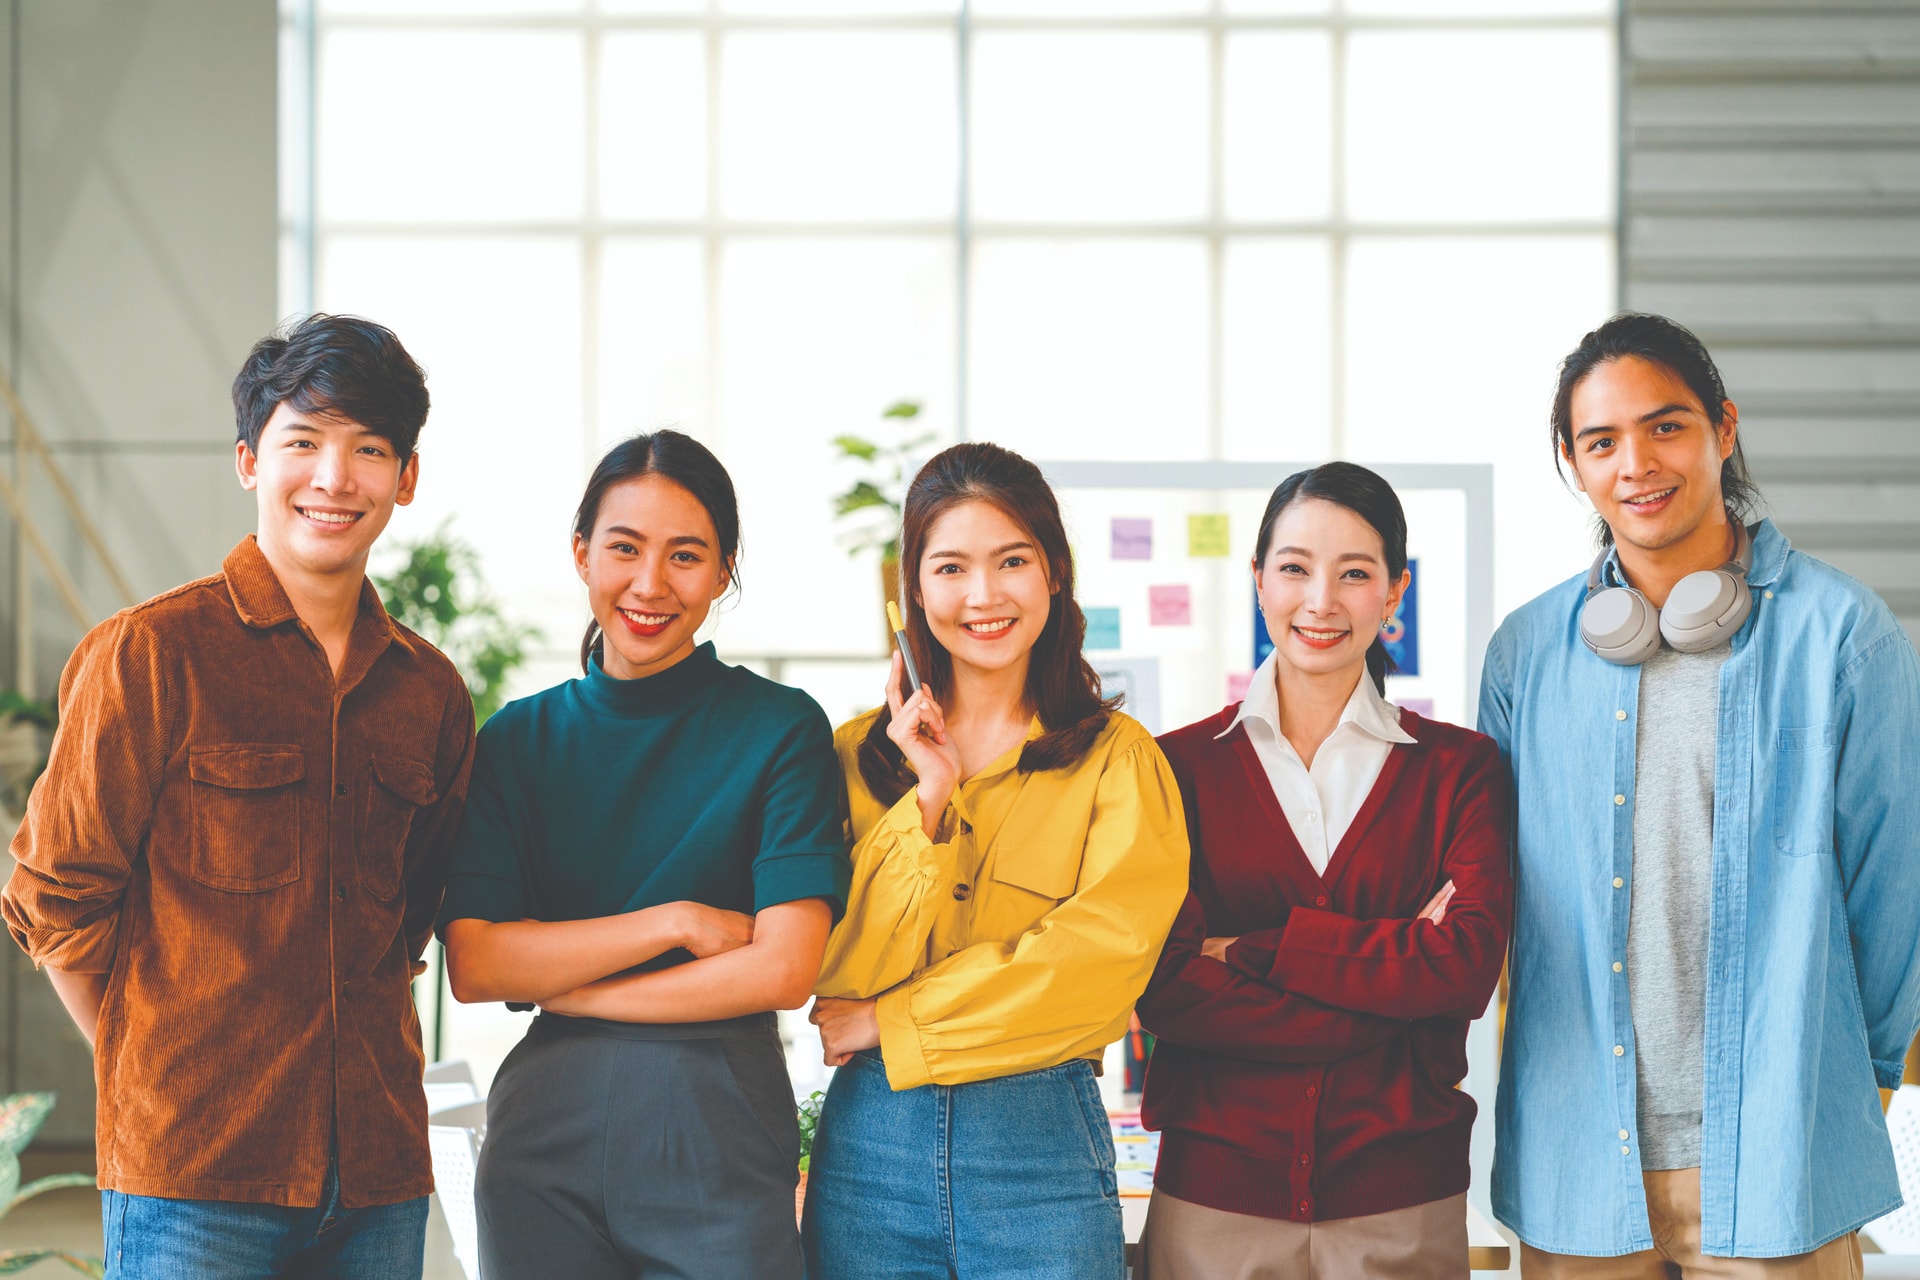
1580, 521, 1756, 665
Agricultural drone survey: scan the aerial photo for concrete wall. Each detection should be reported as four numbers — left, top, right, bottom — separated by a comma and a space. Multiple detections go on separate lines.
0, 0, 275, 1146
1621, 0, 1920, 643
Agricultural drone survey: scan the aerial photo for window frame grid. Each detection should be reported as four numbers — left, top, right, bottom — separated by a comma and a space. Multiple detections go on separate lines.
284, 0, 1618, 461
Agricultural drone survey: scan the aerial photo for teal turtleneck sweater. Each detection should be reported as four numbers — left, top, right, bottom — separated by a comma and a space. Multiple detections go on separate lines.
436, 643, 849, 965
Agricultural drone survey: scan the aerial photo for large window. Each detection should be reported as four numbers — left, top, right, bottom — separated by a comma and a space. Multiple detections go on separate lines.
283, 0, 1616, 1088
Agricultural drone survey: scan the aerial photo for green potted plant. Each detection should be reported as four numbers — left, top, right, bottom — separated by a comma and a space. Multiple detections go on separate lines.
373, 520, 540, 726
794, 1089, 825, 1225
0, 1093, 103, 1277
0, 692, 55, 829
832, 401, 933, 639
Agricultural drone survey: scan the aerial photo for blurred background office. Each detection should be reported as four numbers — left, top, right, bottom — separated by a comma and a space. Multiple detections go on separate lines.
0, 1, 1913, 1265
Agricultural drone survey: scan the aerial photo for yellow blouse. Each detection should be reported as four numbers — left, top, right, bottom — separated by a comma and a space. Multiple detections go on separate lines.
816, 708, 1190, 1091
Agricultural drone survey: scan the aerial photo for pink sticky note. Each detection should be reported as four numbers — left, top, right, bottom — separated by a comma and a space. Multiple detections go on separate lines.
1396, 698, 1435, 720
1226, 671, 1254, 704
1148, 584, 1192, 626
1111, 517, 1152, 561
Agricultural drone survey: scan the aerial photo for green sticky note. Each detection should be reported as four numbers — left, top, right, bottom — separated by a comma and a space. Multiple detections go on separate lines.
1187, 514, 1231, 558
1084, 607, 1121, 651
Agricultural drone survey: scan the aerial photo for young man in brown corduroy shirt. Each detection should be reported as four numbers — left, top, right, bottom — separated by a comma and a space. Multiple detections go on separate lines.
2, 314, 475, 1279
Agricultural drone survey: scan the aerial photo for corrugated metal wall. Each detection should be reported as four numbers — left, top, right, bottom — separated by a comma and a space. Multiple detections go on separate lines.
1621, 0, 1920, 643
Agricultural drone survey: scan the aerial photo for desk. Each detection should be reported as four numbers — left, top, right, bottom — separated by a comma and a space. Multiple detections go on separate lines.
1120, 1196, 1512, 1272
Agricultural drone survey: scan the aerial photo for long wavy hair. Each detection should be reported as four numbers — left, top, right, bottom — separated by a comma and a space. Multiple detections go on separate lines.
857, 442, 1118, 804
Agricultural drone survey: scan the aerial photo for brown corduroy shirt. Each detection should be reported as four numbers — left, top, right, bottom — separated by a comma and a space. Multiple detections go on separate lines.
1, 536, 475, 1208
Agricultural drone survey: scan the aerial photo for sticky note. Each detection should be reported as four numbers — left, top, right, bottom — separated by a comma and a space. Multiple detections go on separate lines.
1187, 514, 1230, 558
1084, 607, 1121, 651
1148, 584, 1192, 627
1396, 698, 1435, 720
1111, 517, 1152, 561
1226, 671, 1254, 704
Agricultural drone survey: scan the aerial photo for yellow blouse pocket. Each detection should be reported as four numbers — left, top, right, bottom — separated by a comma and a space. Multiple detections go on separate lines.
991, 840, 1086, 901
187, 745, 304, 893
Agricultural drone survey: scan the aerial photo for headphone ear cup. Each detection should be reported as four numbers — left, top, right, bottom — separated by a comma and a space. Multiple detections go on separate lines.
1582, 586, 1662, 665
1660, 568, 1752, 652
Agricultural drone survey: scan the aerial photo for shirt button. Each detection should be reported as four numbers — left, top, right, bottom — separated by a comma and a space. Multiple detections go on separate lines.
1614, 1045, 1625, 1057
1613, 877, 1624, 889
336, 783, 348, 798
1622, 1146, 1631, 1156
1615, 709, 1627, 721
334, 882, 347, 901
1305, 1085, 1318, 1099
953, 884, 971, 902
1305, 812, 1318, 822
1613, 961, 1624, 973
1298, 1200, 1310, 1215
1614, 794, 1626, 806
1619, 1129, 1629, 1140
1764, 591, 1773, 600
1314, 895, 1328, 907
1298, 1152, 1310, 1166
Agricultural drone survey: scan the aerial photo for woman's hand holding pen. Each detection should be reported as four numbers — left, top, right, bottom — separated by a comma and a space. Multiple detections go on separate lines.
811, 997, 881, 1067
884, 650, 962, 838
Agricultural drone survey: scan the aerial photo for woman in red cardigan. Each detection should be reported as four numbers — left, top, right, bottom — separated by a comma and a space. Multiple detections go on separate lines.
1135, 461, 1512, 1280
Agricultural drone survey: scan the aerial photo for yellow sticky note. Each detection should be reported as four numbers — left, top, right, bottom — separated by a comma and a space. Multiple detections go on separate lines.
1187, 513, 1231, 558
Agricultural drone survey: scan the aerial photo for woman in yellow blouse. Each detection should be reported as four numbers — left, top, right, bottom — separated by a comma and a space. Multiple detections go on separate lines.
802, 442, 1189, 1280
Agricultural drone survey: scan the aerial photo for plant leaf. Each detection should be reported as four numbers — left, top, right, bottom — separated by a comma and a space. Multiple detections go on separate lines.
7, 1173, 96, 1212
0, 1249, 106, 1277
881, 401, 921, 420
831, 435, 879, 461
833, 483, 892, 518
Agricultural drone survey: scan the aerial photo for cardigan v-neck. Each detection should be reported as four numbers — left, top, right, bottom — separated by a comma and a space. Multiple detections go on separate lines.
1138, 703, 1512, 1224
1225, 718, 1411, 896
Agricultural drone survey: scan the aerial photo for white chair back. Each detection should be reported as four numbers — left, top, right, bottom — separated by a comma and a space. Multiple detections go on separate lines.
428, 1100, 488, 1279
424, 1060, 480, 1115
1866, 1085, 1920, 1256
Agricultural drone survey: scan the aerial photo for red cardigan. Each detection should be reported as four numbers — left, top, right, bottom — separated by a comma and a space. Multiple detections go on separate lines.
1137, 704, 1511, 1224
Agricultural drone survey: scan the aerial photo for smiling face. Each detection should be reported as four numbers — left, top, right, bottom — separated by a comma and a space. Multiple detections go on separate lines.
573, 473, 731, 680
916, 499, 1054, 686
236, 400, 418, 584
1254, 497, 1408, 683
1564, 355, 1738, 556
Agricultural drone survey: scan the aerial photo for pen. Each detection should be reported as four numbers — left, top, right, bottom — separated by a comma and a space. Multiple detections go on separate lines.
886, 600, 925, 698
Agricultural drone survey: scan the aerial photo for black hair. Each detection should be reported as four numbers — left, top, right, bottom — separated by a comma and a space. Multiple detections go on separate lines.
232, 314, 430, 461
573, 430, 742, 673
1252, 461, 1408, 696
1550, 312, 1761, 545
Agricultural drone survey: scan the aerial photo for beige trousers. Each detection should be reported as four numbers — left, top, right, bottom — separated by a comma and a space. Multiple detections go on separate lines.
1136, 1189, 1469, 1280
1519, 1169, 1862, 1279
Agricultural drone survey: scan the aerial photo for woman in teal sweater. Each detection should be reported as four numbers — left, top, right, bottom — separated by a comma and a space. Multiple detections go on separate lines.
437, 430, 849, 1280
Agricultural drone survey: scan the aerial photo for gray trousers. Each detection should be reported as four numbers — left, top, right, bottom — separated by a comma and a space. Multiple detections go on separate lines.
475, 1011, 804, 1280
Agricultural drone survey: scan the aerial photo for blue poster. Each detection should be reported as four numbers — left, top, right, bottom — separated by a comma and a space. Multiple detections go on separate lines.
1252, 588, 1273, 668
1381, 558, 1420, 677
1252, 559, 1419, 676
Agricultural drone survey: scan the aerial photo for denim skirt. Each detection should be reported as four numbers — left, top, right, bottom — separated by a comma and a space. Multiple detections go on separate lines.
802, 1049, 1124, 1280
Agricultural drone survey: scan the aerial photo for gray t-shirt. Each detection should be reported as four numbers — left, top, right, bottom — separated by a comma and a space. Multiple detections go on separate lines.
1628, 643, 1726, 1170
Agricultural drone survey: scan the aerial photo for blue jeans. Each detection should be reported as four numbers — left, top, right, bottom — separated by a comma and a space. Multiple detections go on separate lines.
803, 1050, 1124, 1280
101, 1158, 427, 1280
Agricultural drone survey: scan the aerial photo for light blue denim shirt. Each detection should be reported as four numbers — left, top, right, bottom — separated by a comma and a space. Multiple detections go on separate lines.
1480, 519, 1920, 1259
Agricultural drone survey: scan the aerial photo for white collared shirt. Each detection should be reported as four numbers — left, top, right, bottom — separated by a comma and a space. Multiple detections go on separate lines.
1216, 652, 1417, 875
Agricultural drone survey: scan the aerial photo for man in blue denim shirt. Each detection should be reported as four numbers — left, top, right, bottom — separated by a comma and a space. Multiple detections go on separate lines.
1481, 314, 1920, 1275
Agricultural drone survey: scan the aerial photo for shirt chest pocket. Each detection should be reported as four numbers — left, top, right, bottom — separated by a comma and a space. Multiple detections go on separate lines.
187, 745, 304, 893
990, 838, 1087, 908
1773, 724, 1838, 859
360, 757, 437, 901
